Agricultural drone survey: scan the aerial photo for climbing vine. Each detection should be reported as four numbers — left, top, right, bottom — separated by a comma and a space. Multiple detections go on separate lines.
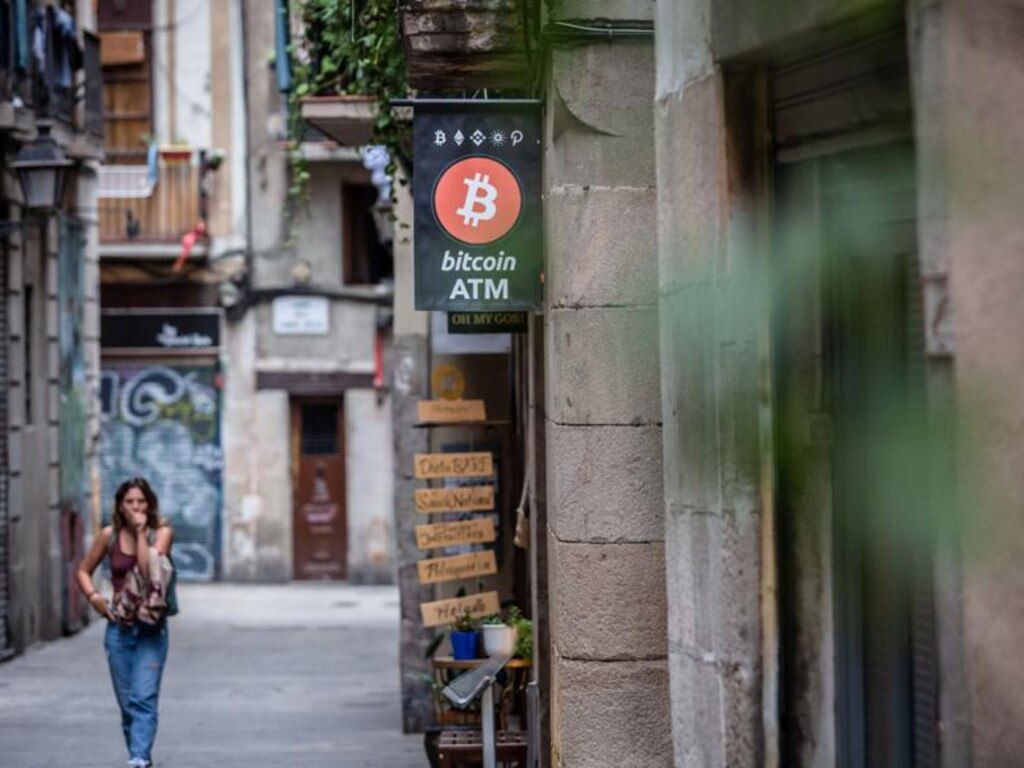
287, 0, 410, 217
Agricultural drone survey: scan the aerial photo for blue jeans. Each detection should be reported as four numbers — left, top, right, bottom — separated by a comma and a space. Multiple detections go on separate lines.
104, 620, 169, 764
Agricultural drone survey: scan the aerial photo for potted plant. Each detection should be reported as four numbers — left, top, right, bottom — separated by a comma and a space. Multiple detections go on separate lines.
159, 139, 193, 163
509, 607, 533, 661
480, 612, 517, 657
448, 609, 480, 661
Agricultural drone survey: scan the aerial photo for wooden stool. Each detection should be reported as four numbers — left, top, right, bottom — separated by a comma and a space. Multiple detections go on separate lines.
437, 729, 529, 767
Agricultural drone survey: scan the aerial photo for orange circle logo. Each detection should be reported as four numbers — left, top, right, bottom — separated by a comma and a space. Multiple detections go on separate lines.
433, 157, 522, 245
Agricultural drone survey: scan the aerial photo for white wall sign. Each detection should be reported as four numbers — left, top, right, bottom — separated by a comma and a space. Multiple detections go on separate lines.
272, 296, 330, 335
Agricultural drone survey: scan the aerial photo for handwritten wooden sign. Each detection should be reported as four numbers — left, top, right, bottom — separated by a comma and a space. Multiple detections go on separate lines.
415, 485, 495, 514
420, 591, 501, 627
415, 518, 496, 549
417, 550, 497, 585
417, 399, 486, 423
414, 452, 493, 479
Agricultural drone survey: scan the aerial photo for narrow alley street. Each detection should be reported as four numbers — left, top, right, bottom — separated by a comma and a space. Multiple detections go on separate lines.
0, 584, 423, 768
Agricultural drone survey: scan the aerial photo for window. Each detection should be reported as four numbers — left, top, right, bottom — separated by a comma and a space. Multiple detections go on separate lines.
98, 24, 153, 164
342, 183, 393, 285
301, 403, 339, 455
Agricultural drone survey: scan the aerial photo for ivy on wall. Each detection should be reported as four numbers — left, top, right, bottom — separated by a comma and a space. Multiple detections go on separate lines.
287, 0, 410, 216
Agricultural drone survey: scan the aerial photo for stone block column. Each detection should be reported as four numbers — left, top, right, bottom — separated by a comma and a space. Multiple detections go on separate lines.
544, 24, 672, 767
655, 0, 767, 765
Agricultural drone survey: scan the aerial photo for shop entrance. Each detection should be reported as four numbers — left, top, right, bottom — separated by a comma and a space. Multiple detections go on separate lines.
291, 399, 348, 580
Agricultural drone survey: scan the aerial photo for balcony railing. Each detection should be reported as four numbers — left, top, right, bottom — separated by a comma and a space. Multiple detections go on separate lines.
98, 158, 201, 244
0, 3, 102, 136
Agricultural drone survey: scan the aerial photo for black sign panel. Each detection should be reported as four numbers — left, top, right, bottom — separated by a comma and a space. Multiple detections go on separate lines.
414, 103, 542, 311
447, 312, 528, 335
102, 311, 220, 351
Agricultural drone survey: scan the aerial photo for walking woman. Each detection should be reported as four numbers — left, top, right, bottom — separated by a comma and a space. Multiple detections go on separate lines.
77, 477, 174, 768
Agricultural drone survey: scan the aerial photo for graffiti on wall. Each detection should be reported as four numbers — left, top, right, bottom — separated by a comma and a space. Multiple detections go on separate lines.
100, 363, 222, 580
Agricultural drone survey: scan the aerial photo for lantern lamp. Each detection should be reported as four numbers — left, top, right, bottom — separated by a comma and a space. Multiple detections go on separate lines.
12, 123, 73, 212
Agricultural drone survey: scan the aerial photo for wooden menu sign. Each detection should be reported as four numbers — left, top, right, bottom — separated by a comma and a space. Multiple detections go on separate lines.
415, 485, 495, 514
418, 399, 486, 423
414, 452, 493, 479
417, 550, 497, 585
420, 591, 501, 627
415, 518, 496, 550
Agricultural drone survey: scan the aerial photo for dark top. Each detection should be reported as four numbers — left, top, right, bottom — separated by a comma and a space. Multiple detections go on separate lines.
110, 532, 136, 595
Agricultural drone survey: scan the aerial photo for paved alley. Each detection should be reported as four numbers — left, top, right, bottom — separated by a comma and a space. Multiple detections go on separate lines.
0, 584, 423, 768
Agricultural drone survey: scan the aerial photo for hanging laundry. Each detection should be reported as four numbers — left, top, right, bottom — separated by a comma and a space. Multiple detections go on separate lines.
50, 5, 81, 89
14, 0, 28, 71
31, 8, 45, 74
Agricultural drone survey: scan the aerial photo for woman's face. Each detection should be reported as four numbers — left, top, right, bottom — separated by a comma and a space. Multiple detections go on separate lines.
121, 487, 149, 522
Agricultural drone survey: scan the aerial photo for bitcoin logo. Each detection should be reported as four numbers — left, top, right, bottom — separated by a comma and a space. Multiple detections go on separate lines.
456, 173, 498, 228
431, 364, 465, 401
434, 157, 522, 245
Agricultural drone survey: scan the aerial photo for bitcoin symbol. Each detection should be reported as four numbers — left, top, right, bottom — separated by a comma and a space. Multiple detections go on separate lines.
456, 173, 498, 228
434, 157, 521, 245
434, 130, 447, 146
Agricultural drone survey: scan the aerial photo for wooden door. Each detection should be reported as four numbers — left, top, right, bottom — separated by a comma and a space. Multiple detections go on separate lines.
291, 400, 347, 580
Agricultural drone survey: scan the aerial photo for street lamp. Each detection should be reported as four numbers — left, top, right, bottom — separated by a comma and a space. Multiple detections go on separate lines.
12, 123, 73, 212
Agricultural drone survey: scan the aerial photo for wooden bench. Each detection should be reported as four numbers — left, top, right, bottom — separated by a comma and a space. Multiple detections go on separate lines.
437, 729, 528, 767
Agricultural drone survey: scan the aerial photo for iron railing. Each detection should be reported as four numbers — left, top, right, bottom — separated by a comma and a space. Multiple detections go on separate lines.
0, 2, 101, 134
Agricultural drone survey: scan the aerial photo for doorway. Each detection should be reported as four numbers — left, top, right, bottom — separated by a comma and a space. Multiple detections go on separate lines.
771, 23, 938, 768
291, 399, 348, 580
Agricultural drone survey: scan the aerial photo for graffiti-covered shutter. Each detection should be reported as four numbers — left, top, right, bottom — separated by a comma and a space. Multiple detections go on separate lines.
100, 359, 223, 580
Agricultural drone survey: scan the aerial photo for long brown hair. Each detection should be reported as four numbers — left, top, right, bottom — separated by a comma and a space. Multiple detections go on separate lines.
111, 477, 167, 533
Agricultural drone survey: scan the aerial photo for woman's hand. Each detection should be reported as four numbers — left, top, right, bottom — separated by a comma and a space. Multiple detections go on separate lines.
88, 592, 114, 620
128, 509, 149, 533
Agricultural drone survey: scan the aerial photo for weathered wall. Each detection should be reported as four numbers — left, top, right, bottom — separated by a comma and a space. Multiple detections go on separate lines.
943, 0, 1024, 763
655, 1, 768, 765
152, 0, 213, 148
345, 389, 395, 584
6, 213, 63, 650
390, 174, 434, 730
544, 8, 671, 764
223, 2, 395, 583
254, 300, 376, 367
222, 311, 260, 580
221, 0, 285, 582
711, 0, 901, 60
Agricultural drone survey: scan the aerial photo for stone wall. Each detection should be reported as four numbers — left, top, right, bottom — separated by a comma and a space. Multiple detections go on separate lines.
655, 1, 772, 765
544, 11, 671, 765
942, 0, 1024, 763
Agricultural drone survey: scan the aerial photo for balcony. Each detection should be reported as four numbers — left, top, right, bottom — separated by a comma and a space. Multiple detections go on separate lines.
0, 6, 103, 152
98, 155, 202, 250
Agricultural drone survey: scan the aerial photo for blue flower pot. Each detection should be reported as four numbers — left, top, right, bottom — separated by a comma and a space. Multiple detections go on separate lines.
450, 630, 479, 660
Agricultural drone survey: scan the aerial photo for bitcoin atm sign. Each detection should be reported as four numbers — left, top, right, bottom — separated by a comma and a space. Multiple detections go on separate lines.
414, 104, 542, 311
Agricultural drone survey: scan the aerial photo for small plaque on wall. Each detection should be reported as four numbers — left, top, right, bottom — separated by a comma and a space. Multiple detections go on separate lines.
272, 296, 330, 335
